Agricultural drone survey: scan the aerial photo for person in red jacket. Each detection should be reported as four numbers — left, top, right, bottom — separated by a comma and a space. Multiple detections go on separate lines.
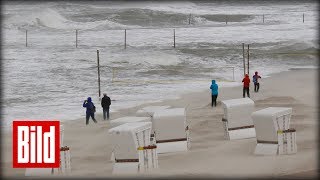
242, 74, 250, 98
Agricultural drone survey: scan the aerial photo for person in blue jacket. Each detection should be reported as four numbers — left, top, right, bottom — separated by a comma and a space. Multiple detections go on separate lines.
83, 97, 97, 125
210, 80, 218, 107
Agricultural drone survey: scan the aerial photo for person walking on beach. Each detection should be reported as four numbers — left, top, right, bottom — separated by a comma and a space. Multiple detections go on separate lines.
83, 97, 97, 125
101, 93, 111, 120
242, 74, 250, 98
210, 80, 218, 107
253, 71, 262, 92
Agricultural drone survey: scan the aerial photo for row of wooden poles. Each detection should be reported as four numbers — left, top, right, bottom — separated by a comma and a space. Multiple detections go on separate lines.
24, 13, 307, 48
95, 44, 250, 98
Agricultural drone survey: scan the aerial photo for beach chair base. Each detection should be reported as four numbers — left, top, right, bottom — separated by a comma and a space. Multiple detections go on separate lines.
156, 140, 188, 154
254, 129, 297, 155
25, 168, 53, 176
113, 162, 140, 174
254, 143, 278, 155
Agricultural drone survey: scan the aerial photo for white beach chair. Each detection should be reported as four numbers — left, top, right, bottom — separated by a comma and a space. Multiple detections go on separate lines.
136, 106, 171, 143
153, 108, 190, 154
252, 107, 297, 155
109, 116, 153, 162
221, 98, 256, 140
25, 146, 71, 176
108, 122, 158, 174
25, 124, 70, 176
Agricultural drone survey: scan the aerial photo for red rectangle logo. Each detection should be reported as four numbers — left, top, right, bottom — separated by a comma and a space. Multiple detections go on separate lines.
13, 120, 60, 168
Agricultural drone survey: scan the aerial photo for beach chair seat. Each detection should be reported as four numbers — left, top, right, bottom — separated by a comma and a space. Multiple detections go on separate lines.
153, 108, 190, 154
221, 98, 256, 140
252, 107, 297, 155
109, 122, 158, 174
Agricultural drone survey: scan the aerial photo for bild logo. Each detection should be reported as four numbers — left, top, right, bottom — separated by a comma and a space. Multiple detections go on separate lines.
13, 121, 60, 168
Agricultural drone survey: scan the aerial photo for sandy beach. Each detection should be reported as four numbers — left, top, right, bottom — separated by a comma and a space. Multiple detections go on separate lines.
2, 68, 318, 178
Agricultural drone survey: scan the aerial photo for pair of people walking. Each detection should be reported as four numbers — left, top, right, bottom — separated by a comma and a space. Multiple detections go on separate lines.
83, 93, 111, 125
242, 71, 262, 98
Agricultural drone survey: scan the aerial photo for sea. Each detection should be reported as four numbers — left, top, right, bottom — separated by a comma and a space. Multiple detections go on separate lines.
2, 0, 318, 128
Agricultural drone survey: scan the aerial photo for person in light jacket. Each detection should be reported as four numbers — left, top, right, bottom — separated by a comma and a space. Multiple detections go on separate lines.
210, 80, 218, 107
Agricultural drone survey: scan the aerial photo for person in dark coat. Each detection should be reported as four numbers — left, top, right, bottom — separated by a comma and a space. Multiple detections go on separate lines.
101, 93, 111, 120
83, 97, 97, 125
242, 74, 250, 98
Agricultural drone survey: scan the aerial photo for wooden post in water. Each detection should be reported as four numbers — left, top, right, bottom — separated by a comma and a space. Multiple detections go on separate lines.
189, 13, 191, 25
124, 29, 127, 49
97, 50, 101, 98
225, 15, 228, 24
173, 29, 176, 48
303, 13, 304, 23
247, 44, 250, 76
263, 14, 264, 23
76, 30, 78, 48
242, 43, 245, 76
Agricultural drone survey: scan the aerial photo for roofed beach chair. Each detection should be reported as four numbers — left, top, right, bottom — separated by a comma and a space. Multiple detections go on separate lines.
252, 107, 297, 155
25, 124, 71, 176
153, 108, 190, 154
221, 98, 256, 140
108, 122, 158, 174
136, 106, 170, 143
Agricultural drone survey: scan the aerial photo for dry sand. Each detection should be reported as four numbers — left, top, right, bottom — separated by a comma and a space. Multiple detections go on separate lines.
2, 68, 318, 178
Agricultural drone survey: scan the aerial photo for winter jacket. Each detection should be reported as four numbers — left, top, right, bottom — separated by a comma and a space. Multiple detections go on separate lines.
253, 74, 261, 84
101, 95, 111, 108
210, 80, 218, 95
83, 97, 95, 113
242, 74, 250, 88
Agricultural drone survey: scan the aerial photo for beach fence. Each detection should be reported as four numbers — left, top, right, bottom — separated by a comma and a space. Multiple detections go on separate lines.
18, 12, 309, 48
107, 66, 236, 84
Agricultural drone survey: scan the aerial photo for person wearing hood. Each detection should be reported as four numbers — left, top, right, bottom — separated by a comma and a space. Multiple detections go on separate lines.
101, 93, 111, 120
253, 71, 262, 92
242, 74, 250, 98
83, 97, 97, 125
210, 80, 218, 107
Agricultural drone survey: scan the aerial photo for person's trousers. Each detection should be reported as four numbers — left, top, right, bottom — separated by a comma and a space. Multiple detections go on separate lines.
254, 83, 260, 92
86, 112, 97, 125
243, 87, 250, 98
211, 95, 218, 107
103, 107, 110, 120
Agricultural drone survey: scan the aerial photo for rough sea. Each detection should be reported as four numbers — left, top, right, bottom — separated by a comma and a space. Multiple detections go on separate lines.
2, 1, 318, 127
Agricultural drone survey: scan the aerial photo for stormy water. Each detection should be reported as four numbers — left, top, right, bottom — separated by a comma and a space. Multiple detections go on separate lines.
2, 1, 318, 127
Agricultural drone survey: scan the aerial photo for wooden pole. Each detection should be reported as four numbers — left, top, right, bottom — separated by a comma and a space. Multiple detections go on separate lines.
124, 29, 127, 49
25, 30, 28, 47
303, 13, 304, 23
189, 13, 191, 25
263, 14, 264, 23
225, 15, 228, 25
97, 50, 101, 98
173, 29, 176, 48
242, 43, 245, 76
247, 44, 250, 76
232, 67, 235, 81
76, 30, 78, 48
